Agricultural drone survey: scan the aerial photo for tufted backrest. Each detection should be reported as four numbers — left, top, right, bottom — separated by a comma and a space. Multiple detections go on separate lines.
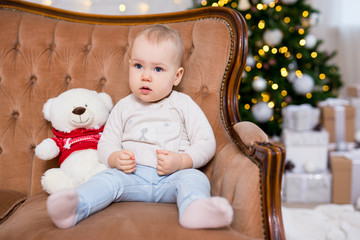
0, 2, 247, 196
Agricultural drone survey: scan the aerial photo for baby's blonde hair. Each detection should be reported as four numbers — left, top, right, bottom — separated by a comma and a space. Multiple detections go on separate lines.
133, 24, 184, 66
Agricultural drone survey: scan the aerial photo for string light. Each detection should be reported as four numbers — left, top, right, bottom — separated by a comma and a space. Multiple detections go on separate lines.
256, 62, 263, 68
231, 2, 237, 8
201, 0, 207, 6
275, 5, 282, 12
296, 53, 302, 59
268, 101, 275, 108
245, 14, 251, 20
302, 11, 309, 17
263, 45, 270, 52
284, 17, 291, 23
83, 0, 92, 7
295, 70, 303, 77
311, 52, 318, 58
261, 93, 270, 102
271, 48, 278, 54
244, 104, 250, 110
258, 20, 266, 29
281, 90, 287, 96
279, 46, 288, 54
280, 67, 288, 77
42, 0, 52, 5
245, 66, 252, 72
257, 3, 264, 10
323, 85, 329, 91
138, 3, 150, 13
298, 28, 305, 35
258, 49, 265, 56
272, 83, 279, 90
119, 4, 126, 12
299, 39, 306, 46
319, 73, 326, 79
306, 93, 312, 99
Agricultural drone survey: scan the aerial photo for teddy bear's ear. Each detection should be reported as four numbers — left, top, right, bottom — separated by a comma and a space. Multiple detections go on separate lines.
42, 98, 55, 121
99, 92, 113, 111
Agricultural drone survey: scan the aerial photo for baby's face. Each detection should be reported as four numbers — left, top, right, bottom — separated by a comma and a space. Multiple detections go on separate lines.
129, 35, 183, 103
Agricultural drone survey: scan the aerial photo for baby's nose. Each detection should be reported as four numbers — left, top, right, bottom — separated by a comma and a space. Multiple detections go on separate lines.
142, 71, 152, 82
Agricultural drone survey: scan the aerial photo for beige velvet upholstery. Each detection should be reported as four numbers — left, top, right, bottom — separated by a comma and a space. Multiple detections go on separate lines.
0, 1, 286, 239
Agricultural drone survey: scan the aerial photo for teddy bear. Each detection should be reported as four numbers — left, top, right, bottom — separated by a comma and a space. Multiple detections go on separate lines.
35, 88, 113, 194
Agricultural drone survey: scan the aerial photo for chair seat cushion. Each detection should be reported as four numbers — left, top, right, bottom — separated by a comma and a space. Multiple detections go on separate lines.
0, 189, 27, 224
0, 192, 251, 240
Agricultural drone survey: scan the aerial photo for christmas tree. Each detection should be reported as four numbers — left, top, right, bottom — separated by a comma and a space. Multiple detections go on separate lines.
195, 0, 342, 136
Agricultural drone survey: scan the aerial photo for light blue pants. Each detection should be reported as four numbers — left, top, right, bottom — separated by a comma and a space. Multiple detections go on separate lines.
74, 165, 211, 225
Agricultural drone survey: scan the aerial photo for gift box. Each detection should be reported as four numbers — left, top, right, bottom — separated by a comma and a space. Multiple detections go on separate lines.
282, 171, 332, 203
318, 98, 355, 143
282, 104, 320, 131
282, 128, 329, 173
347, 85, 360, 97
330, 150, 360, 204
350, 98, 360, 132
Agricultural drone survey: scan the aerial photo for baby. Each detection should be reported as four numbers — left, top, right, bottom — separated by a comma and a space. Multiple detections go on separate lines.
47, 24, 233, 229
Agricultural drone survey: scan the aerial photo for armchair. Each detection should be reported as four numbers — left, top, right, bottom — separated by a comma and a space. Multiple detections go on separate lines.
0, 1, 286, 239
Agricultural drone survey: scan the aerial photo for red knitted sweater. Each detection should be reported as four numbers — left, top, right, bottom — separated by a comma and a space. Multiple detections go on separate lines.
51, 126, 104, 166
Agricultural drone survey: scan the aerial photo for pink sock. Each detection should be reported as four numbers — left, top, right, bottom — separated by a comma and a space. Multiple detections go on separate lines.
47, 189, 78, 229
179, 197, 233, 229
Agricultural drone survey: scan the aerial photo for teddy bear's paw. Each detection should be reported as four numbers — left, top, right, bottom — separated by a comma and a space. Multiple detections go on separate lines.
42, 169, 74, 194
35, 138, 60, 160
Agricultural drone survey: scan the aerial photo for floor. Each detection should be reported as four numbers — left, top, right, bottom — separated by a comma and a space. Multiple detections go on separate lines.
281, 201, 360, 240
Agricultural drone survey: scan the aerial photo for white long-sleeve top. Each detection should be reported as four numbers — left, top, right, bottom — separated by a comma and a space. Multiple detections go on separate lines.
98, 91, 216, 169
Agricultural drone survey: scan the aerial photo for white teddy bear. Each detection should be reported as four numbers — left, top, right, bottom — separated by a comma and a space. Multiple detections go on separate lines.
35, 88, 113, 194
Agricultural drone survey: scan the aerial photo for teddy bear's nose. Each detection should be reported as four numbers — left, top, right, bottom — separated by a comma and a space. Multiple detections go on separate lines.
72, 107, 86, 115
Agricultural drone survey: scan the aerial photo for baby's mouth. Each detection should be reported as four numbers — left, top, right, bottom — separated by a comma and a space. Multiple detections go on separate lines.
140, 86, 152, 94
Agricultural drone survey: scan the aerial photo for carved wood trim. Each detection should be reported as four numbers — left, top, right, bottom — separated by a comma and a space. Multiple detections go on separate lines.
0, 1, 286, 239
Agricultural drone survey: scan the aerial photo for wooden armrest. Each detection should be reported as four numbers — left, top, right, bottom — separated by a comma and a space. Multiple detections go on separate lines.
252, 140, 286, 240
221, 121, 286, 240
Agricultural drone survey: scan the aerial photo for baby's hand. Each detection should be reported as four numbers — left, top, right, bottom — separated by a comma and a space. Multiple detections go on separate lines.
156, 150, 193, 176
108, 150, 136, 174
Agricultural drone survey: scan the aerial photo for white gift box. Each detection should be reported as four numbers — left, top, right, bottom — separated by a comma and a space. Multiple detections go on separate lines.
350, 98, 360, 133
282, 128, 329, 173
283, 171, 332, 203
282, 104, 320, 131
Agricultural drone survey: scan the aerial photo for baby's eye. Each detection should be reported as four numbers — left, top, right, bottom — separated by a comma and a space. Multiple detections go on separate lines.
154, 67, 163, 72
135, 64, 142, 69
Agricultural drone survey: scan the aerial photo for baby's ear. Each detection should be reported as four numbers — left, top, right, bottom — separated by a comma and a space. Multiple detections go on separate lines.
174, 67, 184, 86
